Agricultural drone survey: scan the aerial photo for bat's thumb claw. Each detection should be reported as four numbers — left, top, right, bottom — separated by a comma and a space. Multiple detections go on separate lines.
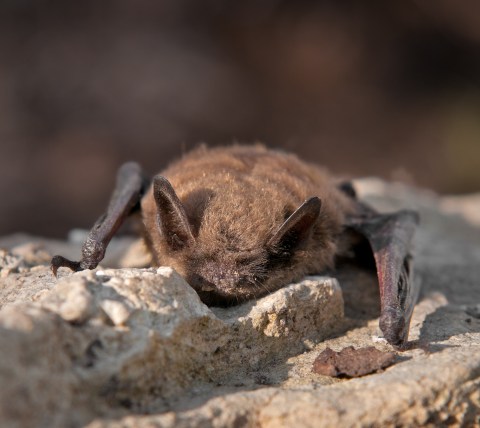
50, 255, 65, 278
50, 255, 82, 277
51, 264, 58, 278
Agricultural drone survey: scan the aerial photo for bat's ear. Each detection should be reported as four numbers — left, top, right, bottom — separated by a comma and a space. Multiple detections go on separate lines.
153, 175, 195, 251
267, 197, 321, 253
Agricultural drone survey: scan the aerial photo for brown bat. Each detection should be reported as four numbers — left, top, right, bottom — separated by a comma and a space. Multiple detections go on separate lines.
51, 145, 419, 347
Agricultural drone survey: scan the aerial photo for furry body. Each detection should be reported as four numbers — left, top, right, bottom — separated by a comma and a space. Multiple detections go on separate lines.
51, 144, 418, 345
141, 145, 355, 305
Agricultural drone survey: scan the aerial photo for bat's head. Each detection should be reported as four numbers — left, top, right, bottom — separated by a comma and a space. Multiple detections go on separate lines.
142, 176, 328, 306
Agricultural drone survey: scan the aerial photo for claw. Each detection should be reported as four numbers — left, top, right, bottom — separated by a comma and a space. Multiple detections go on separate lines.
50, 255, 82, 277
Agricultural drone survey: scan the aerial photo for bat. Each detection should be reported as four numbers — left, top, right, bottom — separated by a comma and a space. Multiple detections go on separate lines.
51, 145, 419, 347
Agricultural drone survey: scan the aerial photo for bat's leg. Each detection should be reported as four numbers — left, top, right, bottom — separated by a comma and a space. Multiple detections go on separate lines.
51, 162, 147, 276
346, 208, 420, 347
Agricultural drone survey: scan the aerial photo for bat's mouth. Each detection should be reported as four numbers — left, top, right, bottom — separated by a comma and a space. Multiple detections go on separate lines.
194, 289, 240, 307
186, 272, 266, 307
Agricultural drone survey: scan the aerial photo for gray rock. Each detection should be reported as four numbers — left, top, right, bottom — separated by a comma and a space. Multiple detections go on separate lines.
1, 180, 480, 427
0, 265, 343, 428
0, 248, 24, 273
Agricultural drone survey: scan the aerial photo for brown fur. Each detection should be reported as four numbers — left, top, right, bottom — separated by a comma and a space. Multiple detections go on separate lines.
141, 145, 355, 306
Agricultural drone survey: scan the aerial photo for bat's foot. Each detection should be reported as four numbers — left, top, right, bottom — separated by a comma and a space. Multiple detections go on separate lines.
51, 255, 83, 277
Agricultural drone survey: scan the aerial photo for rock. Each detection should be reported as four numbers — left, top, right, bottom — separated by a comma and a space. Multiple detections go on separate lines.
0, 266, 343, 427
312, 346, 397, 377
1, 180, 480, 427
441, 193, 480, 227
0, 233, 151, 269
0, 248, 25, 277
41, 277, 95, 323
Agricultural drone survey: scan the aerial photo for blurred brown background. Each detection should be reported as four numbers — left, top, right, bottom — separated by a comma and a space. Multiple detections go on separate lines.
1, 0, 479, 238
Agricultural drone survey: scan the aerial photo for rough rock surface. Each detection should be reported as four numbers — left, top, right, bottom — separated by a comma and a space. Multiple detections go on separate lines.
0, 266, 343, 427
312, 346, 396, 378
1, 180, 480, 427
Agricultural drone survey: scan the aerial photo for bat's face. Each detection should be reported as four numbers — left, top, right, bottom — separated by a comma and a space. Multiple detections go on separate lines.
183, 247, 270, 306
141, 176, 325, 306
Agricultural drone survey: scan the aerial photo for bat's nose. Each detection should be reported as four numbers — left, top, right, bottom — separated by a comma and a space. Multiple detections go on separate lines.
212, 274, 239, 293
199, 261, 240, 291
185, 270, 241, 307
